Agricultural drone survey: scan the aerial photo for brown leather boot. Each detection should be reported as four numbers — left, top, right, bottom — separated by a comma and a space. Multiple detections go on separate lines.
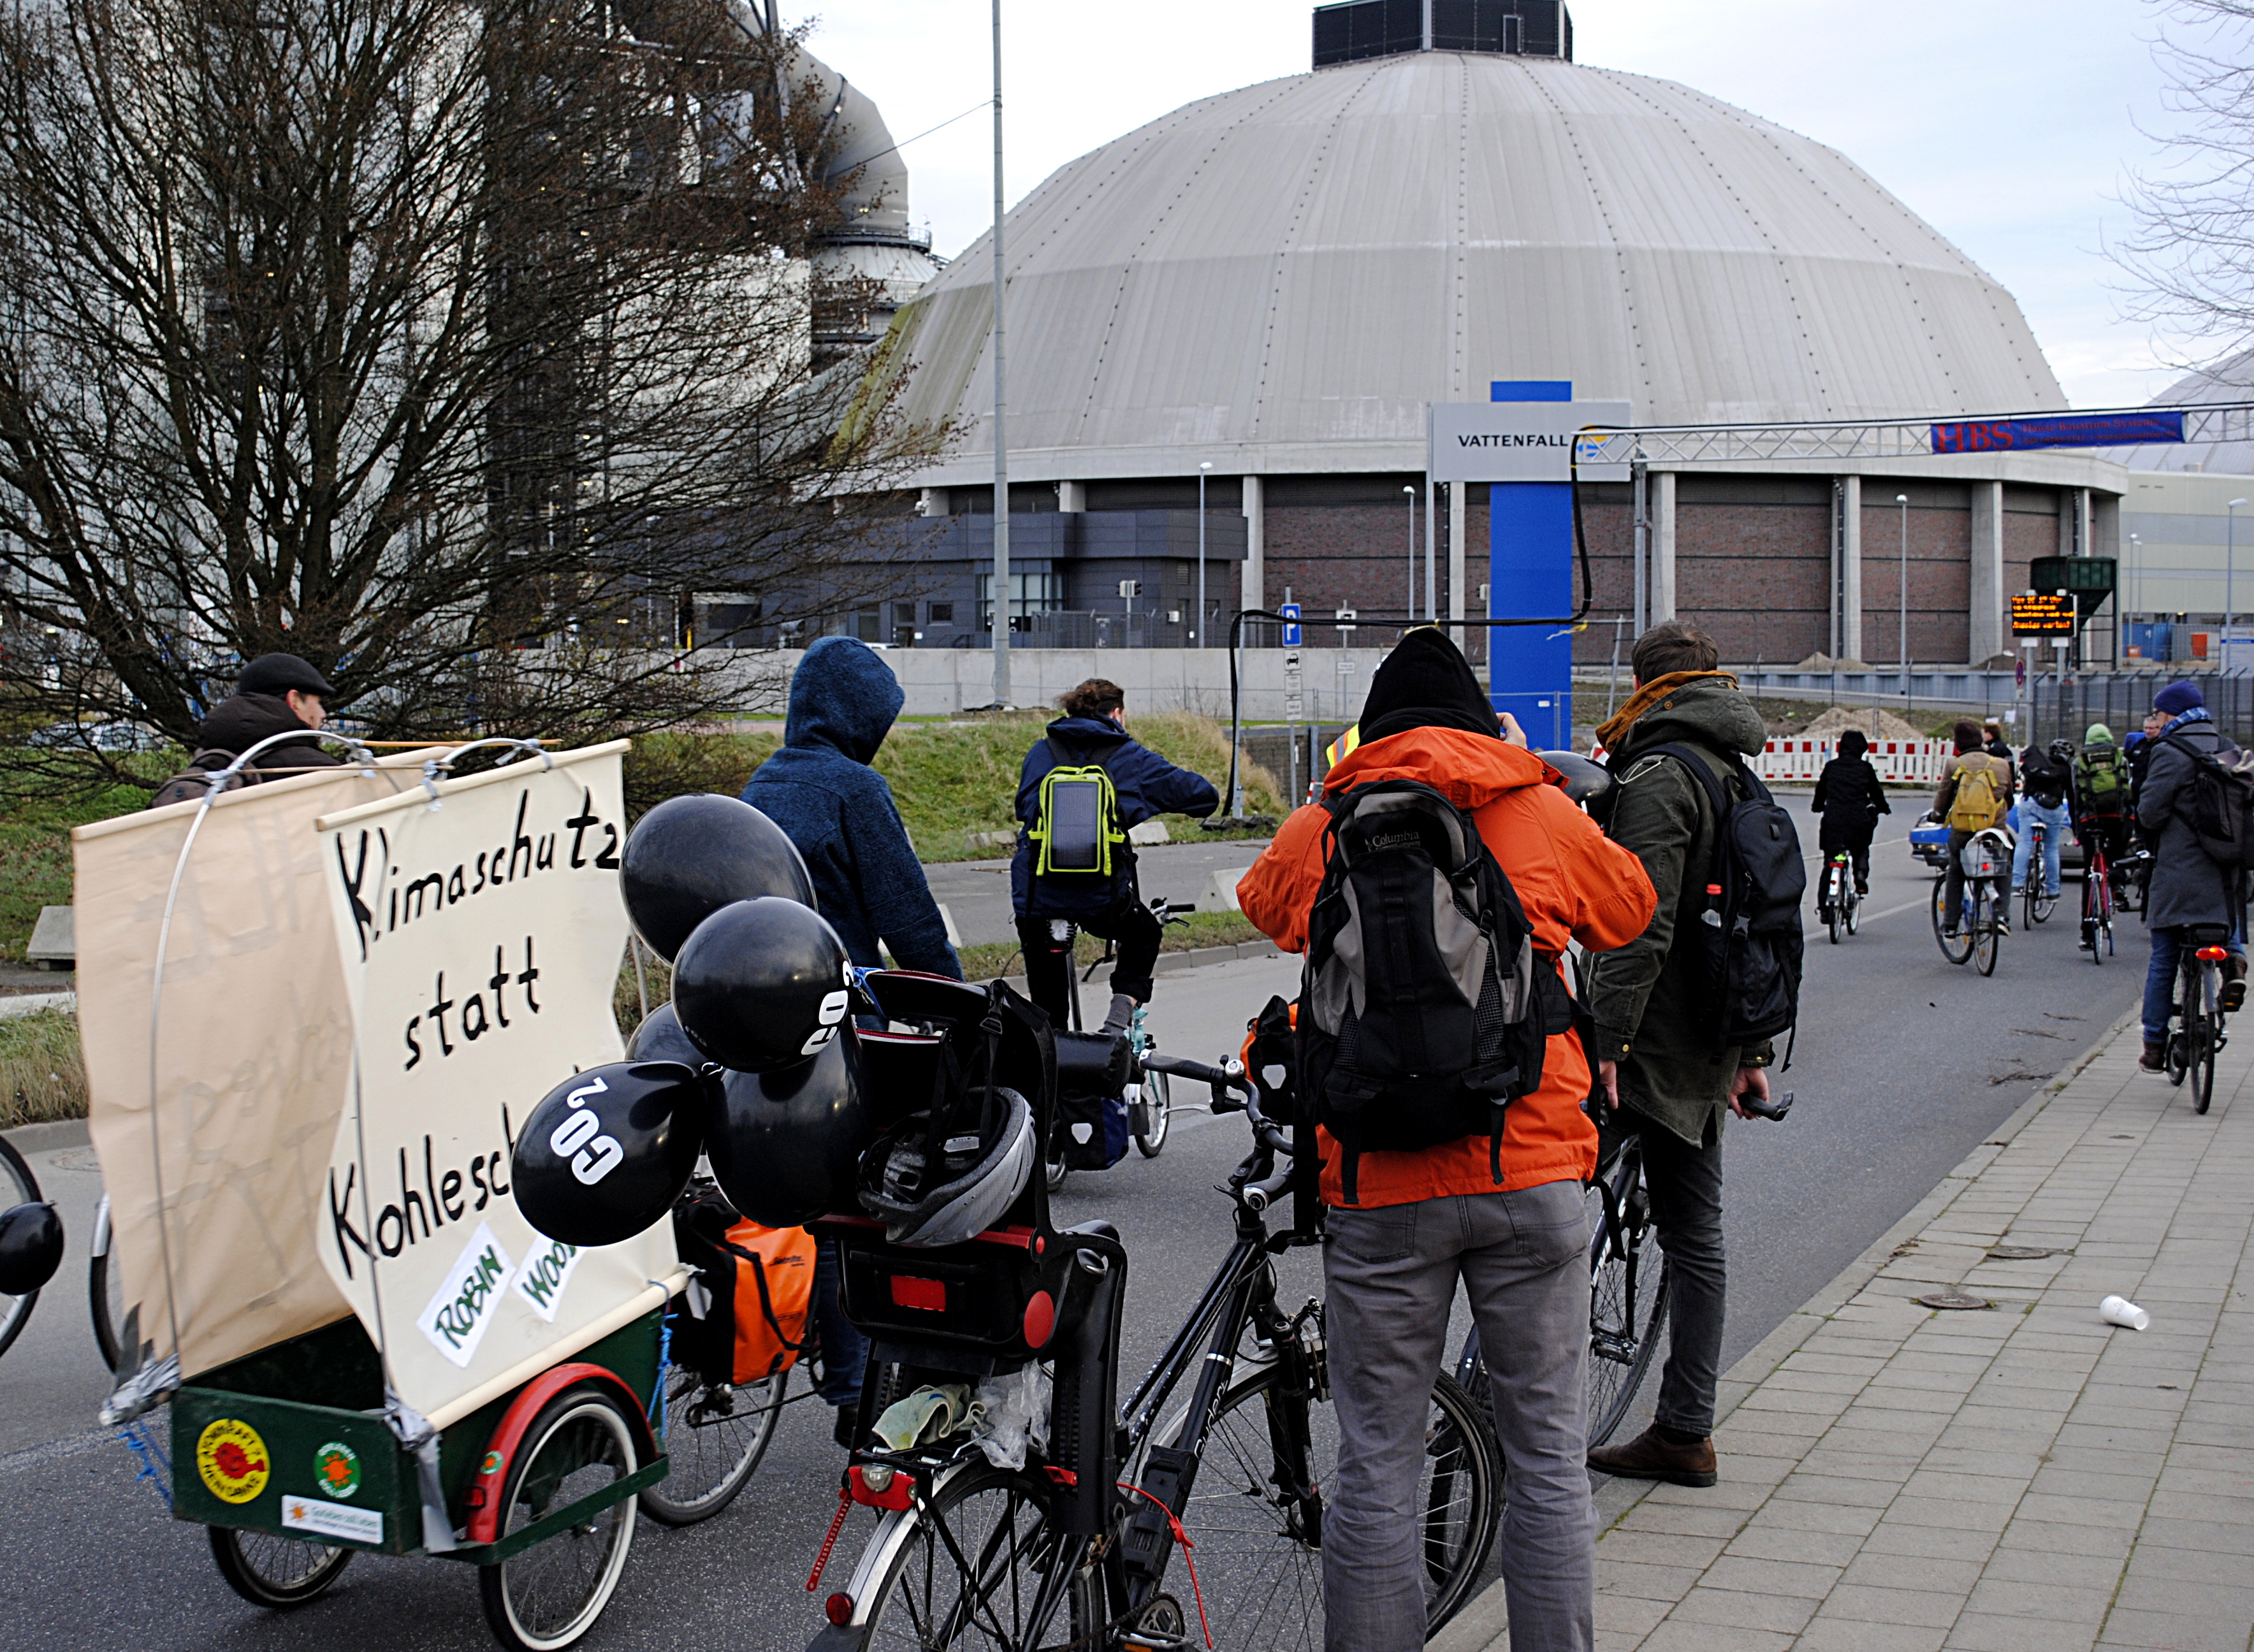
1587, 1426, 1717, 1488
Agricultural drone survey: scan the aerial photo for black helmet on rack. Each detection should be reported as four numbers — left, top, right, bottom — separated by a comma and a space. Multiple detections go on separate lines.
857, 1083, 1036, 1248
706, 1032, 869, 1228
513, 1061, 708, 1248
619, 794, 816, 962
0, 1199, 63, 1296
673, 897, 854, 1073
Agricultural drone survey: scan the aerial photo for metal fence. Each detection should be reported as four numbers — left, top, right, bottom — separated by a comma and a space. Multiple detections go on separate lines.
2028, 673, 2254, 750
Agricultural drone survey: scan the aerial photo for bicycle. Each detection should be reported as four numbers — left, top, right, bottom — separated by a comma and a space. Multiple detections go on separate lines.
2079, 840, 2116, 964
2163, 925, 2232, 1116
813, 1053, 1504, 1651
2019, 815, 2059, 930
1042, 896, 1186, 1187
1817, 848, 1861, 945
1932, 828, 2010, 977
1453, 1110, 1666, 1453
0, 1133, 48, 1361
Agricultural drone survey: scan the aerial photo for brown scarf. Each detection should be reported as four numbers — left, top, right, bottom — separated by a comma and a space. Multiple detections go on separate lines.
1595, 669, 1740, 755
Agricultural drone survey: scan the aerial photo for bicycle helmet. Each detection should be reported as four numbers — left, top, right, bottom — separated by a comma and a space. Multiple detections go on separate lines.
513, 1061, 708, 1247
0, 1198, 63, 1296
707, 1031, 869, 1228
620, 794, 816, 962
673, 896, 854, 1072
857, 1083, 1036, 1247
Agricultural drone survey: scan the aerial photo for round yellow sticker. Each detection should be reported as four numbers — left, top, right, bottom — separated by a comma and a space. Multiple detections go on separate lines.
196, 1417, 272, 1505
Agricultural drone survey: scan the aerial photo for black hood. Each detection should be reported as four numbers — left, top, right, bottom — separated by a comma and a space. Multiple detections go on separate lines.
196, 692, 338, 767
1357, 629, 1498, 744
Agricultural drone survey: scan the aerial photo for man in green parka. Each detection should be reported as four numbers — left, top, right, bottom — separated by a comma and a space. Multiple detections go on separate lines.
1583, 620, 1774, 1490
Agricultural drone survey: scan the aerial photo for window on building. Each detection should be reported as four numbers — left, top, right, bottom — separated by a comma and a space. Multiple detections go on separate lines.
929, 602, 955, 625
977, 563, 1065, 631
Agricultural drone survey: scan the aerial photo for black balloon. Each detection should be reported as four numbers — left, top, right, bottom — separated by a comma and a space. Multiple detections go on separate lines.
706, 1031, 868, 1228
620, 794, 816, 962
513, 1062, 708, 1248
0, 1201, 62, 1296
625, 1001, 704, 1069
673, 897, 853, 1073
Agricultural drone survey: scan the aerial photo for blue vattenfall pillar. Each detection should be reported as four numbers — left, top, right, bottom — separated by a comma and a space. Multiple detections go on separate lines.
1488, 381, 1576, 751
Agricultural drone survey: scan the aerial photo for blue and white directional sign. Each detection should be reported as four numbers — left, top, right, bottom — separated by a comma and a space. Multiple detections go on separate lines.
1930, 411, 2185, 455
1279, 602, 1302, 647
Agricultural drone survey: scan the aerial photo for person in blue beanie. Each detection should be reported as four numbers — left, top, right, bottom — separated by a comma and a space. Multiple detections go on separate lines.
739, 635, 961, 1446
2135, 678, 2248, 1071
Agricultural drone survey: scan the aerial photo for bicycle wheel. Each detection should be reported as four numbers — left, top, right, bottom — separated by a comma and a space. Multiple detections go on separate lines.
1825, 869, 1842, 945
1931, 880, 1974, 966
637, 1359, 783, 1526
855, 1460, 1084, 1651
2030, 885, 2057, 925
2193, 1018, 2216, 1115
1165, 1365, 1500, 1648
1844, 884, 1861, 936
1133, 1068, 1170, 1157
0, 1135, 43, 1360
478, 1384, 639, 1652
1585, 1178, 1671, 1450
208, 1525, 353, 1607
1974, 890, 2001, 976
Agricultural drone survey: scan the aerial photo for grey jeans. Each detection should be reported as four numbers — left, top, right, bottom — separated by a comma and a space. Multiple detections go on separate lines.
1323, 1180, 1594, 1652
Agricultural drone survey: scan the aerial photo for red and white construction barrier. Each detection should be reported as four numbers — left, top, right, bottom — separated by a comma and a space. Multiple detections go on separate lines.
1586, 738, 1949, 786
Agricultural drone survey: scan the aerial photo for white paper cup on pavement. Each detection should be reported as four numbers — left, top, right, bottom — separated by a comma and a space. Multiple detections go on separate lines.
2099, 1295, 2150, 1331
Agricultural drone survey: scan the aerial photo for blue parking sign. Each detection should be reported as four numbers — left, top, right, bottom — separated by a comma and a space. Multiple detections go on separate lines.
1279, 602, 1302, 647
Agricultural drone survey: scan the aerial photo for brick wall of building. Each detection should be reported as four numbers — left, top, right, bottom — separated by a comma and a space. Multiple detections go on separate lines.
1676, 475, 1833, 666
1858, 481, 1972, 663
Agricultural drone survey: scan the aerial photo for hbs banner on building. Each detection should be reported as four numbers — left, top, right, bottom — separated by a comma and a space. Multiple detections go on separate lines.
314, 741, 680, 1426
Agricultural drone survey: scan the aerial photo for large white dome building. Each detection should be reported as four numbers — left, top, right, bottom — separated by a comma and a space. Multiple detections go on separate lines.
845, 2, 2128, 670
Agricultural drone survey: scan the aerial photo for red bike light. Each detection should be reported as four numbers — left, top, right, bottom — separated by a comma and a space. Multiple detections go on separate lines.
2197, 946, 2230, 962
888, 1274, 947, 1312
825, 1593, 855, 1627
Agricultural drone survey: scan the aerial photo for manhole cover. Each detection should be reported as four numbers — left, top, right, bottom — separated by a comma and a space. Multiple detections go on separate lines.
1986, 1246, 2056, 1261
1916, 1290, 1994, 1311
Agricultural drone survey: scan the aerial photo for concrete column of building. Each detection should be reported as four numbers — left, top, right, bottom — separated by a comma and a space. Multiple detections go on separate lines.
1240, 475, 1264, 614
1652, 470, 1678, 621
1836, 475, 1863, 662
1970, 480, 2005, 664
1447, 481, 1467, 639
1057, 481, 1086, 512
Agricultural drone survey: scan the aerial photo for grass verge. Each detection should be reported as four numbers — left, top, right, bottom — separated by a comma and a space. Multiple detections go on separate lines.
956, 910, 1267, 983
0, 1009, 87, 1128
0, 783, 147, 960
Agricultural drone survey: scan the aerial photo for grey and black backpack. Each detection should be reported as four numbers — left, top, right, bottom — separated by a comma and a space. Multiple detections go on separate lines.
1298, 779, 1571, 1204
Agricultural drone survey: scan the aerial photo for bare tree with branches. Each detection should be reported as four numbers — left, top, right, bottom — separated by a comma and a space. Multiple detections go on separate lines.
0, 0, 934, 784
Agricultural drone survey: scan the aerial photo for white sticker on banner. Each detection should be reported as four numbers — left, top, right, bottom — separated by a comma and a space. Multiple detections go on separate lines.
511, 1236, 583, 1324
415, 1222, 515, 1368
281, 1495, 384, 1546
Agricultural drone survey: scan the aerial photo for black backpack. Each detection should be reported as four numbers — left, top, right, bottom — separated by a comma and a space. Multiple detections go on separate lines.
1298, 779, 1571, 1205
1638, 744, 1806, 1054
2156, 732, 2254, 871
2021, 746, 2071, 810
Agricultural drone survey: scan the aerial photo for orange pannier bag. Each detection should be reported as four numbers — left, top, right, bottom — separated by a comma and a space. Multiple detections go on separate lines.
673, 1194, 817, 1386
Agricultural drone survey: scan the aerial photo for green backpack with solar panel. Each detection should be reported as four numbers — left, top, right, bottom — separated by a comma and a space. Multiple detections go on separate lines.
1030, 739, 1127, 880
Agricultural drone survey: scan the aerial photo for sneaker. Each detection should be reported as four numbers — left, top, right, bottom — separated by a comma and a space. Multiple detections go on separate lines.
2225, 956, 2248, 1014
1943, 924, 1961, 939
2141, 1040, 2167, 1072
1855, 881, 1870, 895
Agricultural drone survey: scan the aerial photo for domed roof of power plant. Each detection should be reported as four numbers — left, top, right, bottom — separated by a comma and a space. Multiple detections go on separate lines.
892, 48, 2065, 484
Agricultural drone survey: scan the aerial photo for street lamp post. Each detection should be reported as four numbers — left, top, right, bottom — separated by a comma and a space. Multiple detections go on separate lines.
1403, 486, 1416, 621
1197, 461, 1212, 647
1896, 493, 1910, 711
2229, 499, 2248, 654
988, 0, 1010, 706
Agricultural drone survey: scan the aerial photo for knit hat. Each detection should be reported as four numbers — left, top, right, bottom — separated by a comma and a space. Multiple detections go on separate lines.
1356, 628, 1500, 744
236, 653, 335, 699
2154, 680, 2205, 718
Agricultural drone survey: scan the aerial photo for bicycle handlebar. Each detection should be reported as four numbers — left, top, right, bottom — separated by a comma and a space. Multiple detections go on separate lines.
1140, 1052, 1293, 1161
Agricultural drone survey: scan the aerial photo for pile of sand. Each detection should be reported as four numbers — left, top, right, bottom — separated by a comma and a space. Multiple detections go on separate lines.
1792, 705, 1932, 745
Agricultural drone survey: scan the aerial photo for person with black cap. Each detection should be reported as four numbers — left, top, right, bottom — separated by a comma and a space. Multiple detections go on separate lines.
1238, 627, 1655, 1652
2137, 678, 2248, 1069
198, 654, 342, 771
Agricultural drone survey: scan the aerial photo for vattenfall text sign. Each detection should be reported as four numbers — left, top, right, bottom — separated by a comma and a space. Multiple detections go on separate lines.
1931, 410, 2185, 455
1428, 401, 1633, 484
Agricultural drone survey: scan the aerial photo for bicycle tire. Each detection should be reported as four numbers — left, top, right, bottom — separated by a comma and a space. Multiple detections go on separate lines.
0, 1134, 43, 1361
1974, 892, 2001, 976
637, 1358, 783, 1526
1585, 1182, 1671, 1450
1845, 885, 1861, 936
1162, 1365, 1500, 1648
90, 1243, 124, 1372
1932, 880, 1974, 966
2030, 888, 2057, 925
852, 1459, 1087, 1652
209, 1525, 353, 1607
1133, 1068, 1170, 1157
2194, 1019, 2216, 1115
478, 1384, 638, 1652
1826, 895, 1842, 945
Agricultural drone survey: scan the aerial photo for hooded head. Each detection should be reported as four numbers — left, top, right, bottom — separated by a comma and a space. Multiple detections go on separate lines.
2084, 722, 2115, 747
2155, 679, 2205, 718
1356, 628, 1499, 744
785, 637, 905, 763
1838, 729, 1868, 759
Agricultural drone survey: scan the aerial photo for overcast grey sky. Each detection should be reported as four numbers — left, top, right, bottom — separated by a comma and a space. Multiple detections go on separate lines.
808, 1, 2195, 410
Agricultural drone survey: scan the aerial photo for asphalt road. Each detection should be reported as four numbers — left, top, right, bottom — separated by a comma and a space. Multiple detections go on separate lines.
0, 788, 2154, 1651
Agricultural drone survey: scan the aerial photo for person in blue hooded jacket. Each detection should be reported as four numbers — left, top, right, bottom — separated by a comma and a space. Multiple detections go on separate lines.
1012, 677, 1219, 1032
740, 636, 959, 1449
741, 636, 961, 979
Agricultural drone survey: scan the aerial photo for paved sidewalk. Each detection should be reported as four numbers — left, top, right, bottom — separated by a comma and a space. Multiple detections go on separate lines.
1439, 1006, 2254, 1652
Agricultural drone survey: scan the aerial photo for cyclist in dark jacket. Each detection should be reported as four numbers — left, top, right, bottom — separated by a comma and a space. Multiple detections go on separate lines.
1810, 728, 1889, 894
2137, 680, 2248, 1069
1011, 679, 1218, 1031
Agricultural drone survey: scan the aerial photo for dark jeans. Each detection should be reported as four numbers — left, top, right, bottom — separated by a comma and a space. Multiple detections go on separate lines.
810, 1237, 867, 1407
1942, 827, 1977, 929
2143, 924, 2246, 1044
1016, 899, 1163, 1027
1629, 1112, 1727, 1439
